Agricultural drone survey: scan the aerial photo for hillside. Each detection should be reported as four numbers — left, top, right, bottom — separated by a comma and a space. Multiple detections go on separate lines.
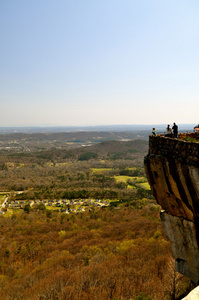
0, 139, 148, 165
0, 131, 149, 153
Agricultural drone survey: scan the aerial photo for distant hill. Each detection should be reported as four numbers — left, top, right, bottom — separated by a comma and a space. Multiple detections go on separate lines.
74, 140, 148, 161
0, 131, 149, 154
3, 140, 148, 164
38, 139, 148, 161
76, 140, 148, 156
0, 131, 149, 142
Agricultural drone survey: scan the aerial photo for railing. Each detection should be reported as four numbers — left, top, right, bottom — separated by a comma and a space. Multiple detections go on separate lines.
155, 130, 195, 135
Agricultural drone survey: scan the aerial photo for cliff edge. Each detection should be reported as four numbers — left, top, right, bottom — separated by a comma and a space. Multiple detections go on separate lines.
144, 133, 199, 283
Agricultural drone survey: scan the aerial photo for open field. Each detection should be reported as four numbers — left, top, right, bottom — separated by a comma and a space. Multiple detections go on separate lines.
136, 182, 151, 190
114, 175, 137, 189
91, 168, 114, 173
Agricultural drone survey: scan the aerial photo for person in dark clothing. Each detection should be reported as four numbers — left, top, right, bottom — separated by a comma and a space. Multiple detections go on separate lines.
172, 122, 178, 138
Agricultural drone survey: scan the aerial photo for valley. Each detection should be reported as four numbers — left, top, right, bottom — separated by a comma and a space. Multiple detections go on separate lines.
0, 132, 191, 299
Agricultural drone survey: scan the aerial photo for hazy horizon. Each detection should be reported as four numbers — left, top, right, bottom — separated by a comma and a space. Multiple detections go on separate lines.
0, 123, 196, 134
1, 1, 199, 126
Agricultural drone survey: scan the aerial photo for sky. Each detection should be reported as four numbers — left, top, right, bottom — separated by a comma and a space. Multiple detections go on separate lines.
0, 0, 199, 127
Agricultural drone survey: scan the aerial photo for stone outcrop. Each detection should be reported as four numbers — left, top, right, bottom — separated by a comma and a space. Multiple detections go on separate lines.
144, 134, 199, 283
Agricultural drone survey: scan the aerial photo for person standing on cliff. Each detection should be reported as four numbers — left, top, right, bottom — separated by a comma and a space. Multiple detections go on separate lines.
166, 124, 172, 137
152, 128, 157, 136
172, 122, 178, 138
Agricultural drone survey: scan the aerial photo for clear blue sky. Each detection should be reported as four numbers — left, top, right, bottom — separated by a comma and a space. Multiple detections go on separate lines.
1, 0, 199, 126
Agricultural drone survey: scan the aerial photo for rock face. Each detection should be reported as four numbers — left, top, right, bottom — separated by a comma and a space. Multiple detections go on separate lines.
144, 134, 199, 283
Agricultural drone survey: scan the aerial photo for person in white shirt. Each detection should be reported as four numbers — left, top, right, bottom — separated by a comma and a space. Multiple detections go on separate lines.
166, 124, 172, 137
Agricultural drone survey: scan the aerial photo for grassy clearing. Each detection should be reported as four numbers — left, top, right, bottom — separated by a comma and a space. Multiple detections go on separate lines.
114, 175, 130, 182
130, 176, 148, 183
127, 185, 136, 189
136, 182, 151, 190
46, 206, 60, 211
91, 167, 137, 173
91, 168, 113, 173
114, 176, 137, 189
114, 175, 150, 190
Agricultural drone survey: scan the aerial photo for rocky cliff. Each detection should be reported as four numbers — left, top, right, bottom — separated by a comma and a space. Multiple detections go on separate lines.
144, 133, 199, 283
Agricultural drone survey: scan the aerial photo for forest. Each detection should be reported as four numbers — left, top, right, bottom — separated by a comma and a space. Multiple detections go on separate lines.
0, 132, 192, 299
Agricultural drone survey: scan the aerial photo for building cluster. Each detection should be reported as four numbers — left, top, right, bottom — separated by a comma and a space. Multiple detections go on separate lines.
1, 198, 110, 214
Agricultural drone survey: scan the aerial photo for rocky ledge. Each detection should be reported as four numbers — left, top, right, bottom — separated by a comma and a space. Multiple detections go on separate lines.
144, 134, 199, 283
